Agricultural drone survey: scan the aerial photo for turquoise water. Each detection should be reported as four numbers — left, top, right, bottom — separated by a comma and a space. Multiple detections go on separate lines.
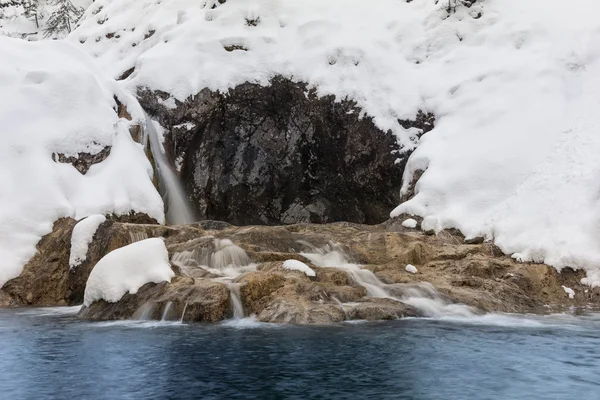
1, 307, 599, 399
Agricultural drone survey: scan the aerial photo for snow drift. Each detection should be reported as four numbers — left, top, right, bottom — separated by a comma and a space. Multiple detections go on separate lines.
83, 238, 174, 307
0, 36, 164, 287
71, 0, 600, 284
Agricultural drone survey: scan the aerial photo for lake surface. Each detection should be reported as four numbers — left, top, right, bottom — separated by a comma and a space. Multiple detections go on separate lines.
1, 307, 600, 399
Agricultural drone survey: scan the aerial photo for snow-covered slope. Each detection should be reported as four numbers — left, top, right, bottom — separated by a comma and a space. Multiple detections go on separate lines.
70, 0, 600, 284
0, 36, 164, 286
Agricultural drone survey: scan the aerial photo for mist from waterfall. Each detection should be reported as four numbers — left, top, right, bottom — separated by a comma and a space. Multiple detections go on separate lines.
145, 115, 195, 225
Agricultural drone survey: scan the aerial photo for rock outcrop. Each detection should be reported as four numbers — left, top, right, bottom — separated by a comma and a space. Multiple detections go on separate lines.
139, 76, 421, 225
4, 213, 599, 323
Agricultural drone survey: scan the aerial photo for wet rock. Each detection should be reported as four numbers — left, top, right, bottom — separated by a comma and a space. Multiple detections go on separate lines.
139, 76, 408, 225
0, 290, 16, 307
345, 298, 420, 321
257, 296, 346, 324
79, 277, 230, 322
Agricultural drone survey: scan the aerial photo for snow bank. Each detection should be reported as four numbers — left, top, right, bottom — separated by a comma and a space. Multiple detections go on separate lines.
283, 259, 315, 277
69, 214, 106, 268
83, 238, 174, 306
72, 0, 600, 282
0, 36, 164, 286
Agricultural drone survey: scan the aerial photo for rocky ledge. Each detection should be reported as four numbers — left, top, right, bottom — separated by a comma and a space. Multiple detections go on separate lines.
2, 217, 599, 324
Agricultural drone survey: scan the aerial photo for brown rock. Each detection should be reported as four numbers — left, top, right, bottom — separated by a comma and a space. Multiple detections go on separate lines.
257, 296, 345, 324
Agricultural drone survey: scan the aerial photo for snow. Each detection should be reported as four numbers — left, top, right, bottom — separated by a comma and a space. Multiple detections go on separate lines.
402, 218, 418, 229
562, 286, 575, 300
405, 264, 418, 274
83, 238, 174, 307
283, 259, 316, 277
0, 36, 164, 287
69, 214, 106, 268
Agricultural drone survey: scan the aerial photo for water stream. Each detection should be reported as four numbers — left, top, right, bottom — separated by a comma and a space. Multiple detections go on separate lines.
300, 243, 477, 318
145, 115, 195, 225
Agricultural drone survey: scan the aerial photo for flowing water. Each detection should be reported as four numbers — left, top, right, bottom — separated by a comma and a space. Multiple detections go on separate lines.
301, 244, 477, 318
2, 307, 600, 399
145, 116, 195, 225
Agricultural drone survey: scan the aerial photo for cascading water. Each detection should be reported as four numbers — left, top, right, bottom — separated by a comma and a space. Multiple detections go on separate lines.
171, 238, 254, 320
133, 302, 157, 320
300, 244, 477, 318
226, 282, 244, 319
145, 115, 195, 225
161, 302, 174, 321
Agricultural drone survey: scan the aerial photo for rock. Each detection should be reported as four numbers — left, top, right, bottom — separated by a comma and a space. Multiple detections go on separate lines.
138, 76, 433, 225
238, 271, 287, 315
53, 147, 111, 175
257, 296, 346, 324
79, 277, 231, 322
0, 290, 15, 307
345, 298, 420, 321
2, 218, 77, 306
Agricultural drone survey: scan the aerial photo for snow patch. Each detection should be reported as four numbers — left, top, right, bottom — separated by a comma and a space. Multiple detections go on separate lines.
562, 286, 575, 300
69, 214, 106, 268
83, 238, 174, 307
402, 218, 418, 229
405, 264, 418, 274
283, 259, 316, 277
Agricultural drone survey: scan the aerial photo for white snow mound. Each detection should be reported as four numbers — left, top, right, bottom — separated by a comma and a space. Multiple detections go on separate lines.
283, 259, 316, 277
402, 219, 418, 229
405, 264, 418, 274
69, 214, 106, 269
0, 36, 164, 287
83, 238, 174, 307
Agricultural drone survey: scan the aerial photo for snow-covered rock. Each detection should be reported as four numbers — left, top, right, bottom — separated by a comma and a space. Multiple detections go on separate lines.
0, 36, 164, 287
83, 238, 174, 307
69, 214, 106, 268
402, 219, 418, 229
283, 260, 316, 277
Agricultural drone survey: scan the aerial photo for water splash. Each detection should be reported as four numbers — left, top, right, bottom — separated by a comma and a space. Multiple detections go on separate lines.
146, 115, 195, 225
300, 243, 477, 318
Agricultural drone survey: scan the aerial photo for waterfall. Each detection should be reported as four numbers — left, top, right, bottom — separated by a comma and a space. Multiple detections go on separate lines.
161, 301, 174, 321
226, 282, 244, 319
300, 244, 476, 318
180, 302, 188, 323
145, 115, 195, 225
211, 239, 252, 270
133, 302, 156, 320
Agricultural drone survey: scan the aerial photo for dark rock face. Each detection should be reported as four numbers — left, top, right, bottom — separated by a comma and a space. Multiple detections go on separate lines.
139, 77, 409, 225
